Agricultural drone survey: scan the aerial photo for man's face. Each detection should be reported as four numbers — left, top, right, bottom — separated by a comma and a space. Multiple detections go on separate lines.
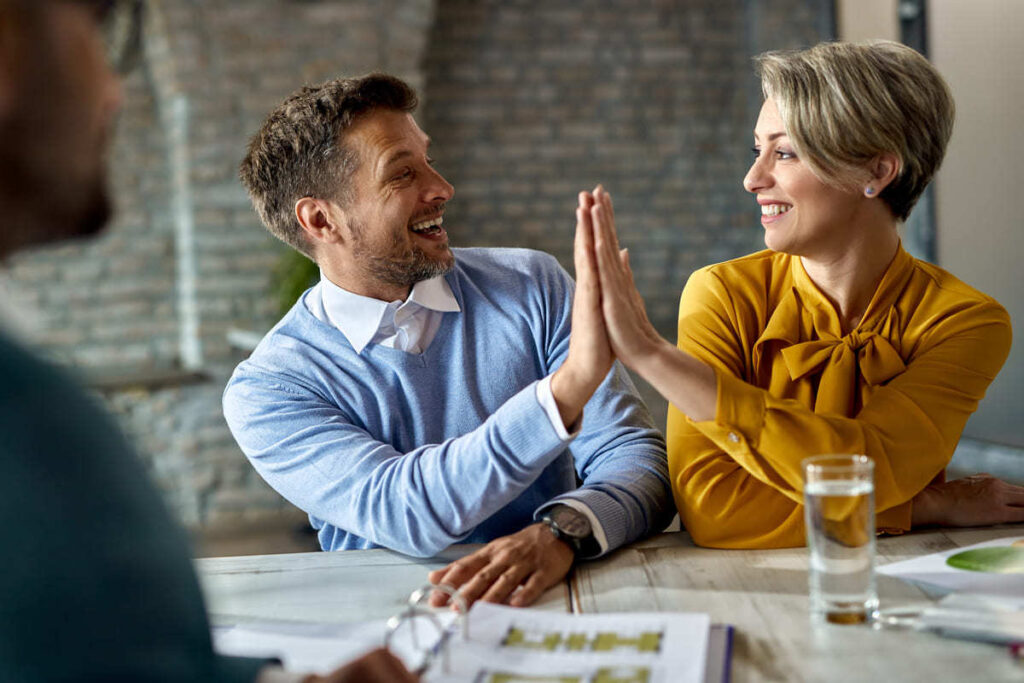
0, 1, 122, 256
330, 109, 455, 299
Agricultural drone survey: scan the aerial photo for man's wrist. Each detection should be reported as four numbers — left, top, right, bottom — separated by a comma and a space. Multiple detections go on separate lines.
539, 504, 598, 558
550, 365, 599, 430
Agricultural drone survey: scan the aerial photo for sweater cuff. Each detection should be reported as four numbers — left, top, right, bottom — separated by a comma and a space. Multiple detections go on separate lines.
500, 380, 576, 468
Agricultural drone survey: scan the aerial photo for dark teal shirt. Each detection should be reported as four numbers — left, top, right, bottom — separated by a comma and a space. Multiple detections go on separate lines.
0, 331, 264, 681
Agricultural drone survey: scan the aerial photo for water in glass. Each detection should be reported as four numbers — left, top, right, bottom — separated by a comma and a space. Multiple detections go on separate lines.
804, 478, 877, 624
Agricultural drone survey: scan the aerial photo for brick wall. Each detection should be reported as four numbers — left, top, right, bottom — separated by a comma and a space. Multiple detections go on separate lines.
0, 0, 830, 530
420, 0, 833, 418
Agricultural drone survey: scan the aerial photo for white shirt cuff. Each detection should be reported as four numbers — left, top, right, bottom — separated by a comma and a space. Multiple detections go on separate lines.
536, 375, 581, 441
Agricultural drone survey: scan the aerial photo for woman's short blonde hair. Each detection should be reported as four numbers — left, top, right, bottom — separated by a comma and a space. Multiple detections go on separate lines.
755, 40, 954, 221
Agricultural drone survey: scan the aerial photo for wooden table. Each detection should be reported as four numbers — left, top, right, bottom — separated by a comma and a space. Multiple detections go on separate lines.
196, 525, 1023, 681
572, 525, 1024, 682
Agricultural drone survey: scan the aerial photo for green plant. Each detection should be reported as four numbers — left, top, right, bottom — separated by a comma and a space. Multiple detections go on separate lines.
271, 248, 320, 315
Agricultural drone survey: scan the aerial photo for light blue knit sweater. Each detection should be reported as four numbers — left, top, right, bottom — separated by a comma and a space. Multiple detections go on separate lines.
223, 248, 672, 556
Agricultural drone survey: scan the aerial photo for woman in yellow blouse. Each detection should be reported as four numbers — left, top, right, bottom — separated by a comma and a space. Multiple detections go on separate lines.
572, 40, 1024, 548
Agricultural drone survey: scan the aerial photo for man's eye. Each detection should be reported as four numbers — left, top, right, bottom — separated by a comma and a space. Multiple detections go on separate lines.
394, 169, 413, 181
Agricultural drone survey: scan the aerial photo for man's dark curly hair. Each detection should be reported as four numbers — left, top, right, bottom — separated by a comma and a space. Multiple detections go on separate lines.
239, 73, 418, 259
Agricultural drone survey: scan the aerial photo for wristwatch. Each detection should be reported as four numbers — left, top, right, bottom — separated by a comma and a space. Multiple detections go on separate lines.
540, 504, 596, 557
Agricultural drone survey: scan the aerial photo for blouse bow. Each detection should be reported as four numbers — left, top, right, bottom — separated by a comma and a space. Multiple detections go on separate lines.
782, 329, 905, 389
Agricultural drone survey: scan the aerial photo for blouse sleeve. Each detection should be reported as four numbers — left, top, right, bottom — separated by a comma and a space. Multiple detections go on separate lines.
667, 267, 1012, 548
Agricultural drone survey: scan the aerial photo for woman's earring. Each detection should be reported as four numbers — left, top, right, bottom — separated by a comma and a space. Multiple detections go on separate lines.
865, 186, 876, 196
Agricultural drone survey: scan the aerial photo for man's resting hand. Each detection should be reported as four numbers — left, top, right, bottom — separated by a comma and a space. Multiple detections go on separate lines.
427, 523, 574, 609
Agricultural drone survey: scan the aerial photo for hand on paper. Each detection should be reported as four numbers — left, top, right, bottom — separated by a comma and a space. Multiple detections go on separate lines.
550, 189, 615, 431
427, 522, 574, 609
911, 473, 1024, 527
302, 647, 418, 683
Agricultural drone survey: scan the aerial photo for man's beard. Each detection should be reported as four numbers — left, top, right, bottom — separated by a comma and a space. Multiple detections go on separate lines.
352, 227, 455, 292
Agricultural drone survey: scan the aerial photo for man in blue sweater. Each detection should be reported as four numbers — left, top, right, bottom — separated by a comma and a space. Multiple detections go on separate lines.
226, 74, 673, 608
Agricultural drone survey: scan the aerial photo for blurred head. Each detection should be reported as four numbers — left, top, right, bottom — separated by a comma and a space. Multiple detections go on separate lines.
239, 74, 421, 261
753, 40, 955, 222
0, 0, 130, 258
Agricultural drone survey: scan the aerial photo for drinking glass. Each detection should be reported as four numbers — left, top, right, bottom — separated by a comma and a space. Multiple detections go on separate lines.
802, 454, 877, 625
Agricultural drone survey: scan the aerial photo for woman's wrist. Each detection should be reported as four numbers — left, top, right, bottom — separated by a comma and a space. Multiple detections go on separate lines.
910, 486, 941, 527
626, 336, 676, 378
630, 341, 718, 422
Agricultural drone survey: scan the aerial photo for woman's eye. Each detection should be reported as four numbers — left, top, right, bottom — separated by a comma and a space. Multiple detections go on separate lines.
776, 149, 796, 160
394, 169, 413, 181
750, 147, 761, 158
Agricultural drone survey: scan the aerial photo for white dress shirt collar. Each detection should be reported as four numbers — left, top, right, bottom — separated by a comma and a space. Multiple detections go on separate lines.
315, 272, 460, 354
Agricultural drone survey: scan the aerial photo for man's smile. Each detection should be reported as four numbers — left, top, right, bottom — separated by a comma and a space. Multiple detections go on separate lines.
409, 213, 447, 240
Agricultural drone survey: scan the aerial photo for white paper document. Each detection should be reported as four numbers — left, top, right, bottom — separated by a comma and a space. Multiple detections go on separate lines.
213, 602, 712, 682
429, 602, 711, 683
877, 534, 1024, 597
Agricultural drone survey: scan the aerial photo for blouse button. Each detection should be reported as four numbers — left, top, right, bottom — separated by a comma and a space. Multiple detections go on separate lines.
727, 432, 740, 443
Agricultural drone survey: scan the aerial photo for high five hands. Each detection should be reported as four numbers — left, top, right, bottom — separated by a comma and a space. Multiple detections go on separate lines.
576, 186, 717, 422
577, 186, 664, 367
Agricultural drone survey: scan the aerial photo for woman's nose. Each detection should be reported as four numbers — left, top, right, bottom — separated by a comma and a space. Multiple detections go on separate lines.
743, 156, 771, 194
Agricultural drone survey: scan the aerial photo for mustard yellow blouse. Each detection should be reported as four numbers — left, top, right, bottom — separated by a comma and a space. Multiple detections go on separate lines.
667, 247, 1012, 548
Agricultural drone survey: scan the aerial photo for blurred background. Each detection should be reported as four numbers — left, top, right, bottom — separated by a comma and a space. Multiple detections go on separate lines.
0, 0, 1019, 555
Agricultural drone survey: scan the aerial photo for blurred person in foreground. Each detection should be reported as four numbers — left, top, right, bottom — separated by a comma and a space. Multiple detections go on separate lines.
0, 1, 414, 680
572, 40, 1024, 548
225, 73, 672, 608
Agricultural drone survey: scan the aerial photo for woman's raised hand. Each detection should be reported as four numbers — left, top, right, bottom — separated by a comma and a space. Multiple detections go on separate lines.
579, 186, 718, 422
585, 186, 667, 369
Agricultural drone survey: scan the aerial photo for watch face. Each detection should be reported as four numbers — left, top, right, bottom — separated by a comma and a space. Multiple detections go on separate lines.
550, 505, 591, 539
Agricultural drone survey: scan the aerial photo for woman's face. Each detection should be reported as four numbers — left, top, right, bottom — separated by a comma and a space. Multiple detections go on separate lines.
743, 98, 862, 258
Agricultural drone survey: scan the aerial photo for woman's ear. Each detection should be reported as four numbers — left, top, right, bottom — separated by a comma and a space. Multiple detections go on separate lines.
866, 153, 901, 196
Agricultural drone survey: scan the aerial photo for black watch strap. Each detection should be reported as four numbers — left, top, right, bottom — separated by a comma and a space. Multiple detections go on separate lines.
540, 504, 597, 556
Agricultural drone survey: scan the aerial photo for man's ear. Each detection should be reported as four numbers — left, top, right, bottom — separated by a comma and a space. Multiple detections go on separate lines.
295, 197, 345, 246
868, 153, 901, 193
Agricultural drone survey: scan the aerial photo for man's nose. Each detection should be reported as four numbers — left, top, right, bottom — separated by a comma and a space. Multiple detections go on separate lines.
425, 165, 455, 203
